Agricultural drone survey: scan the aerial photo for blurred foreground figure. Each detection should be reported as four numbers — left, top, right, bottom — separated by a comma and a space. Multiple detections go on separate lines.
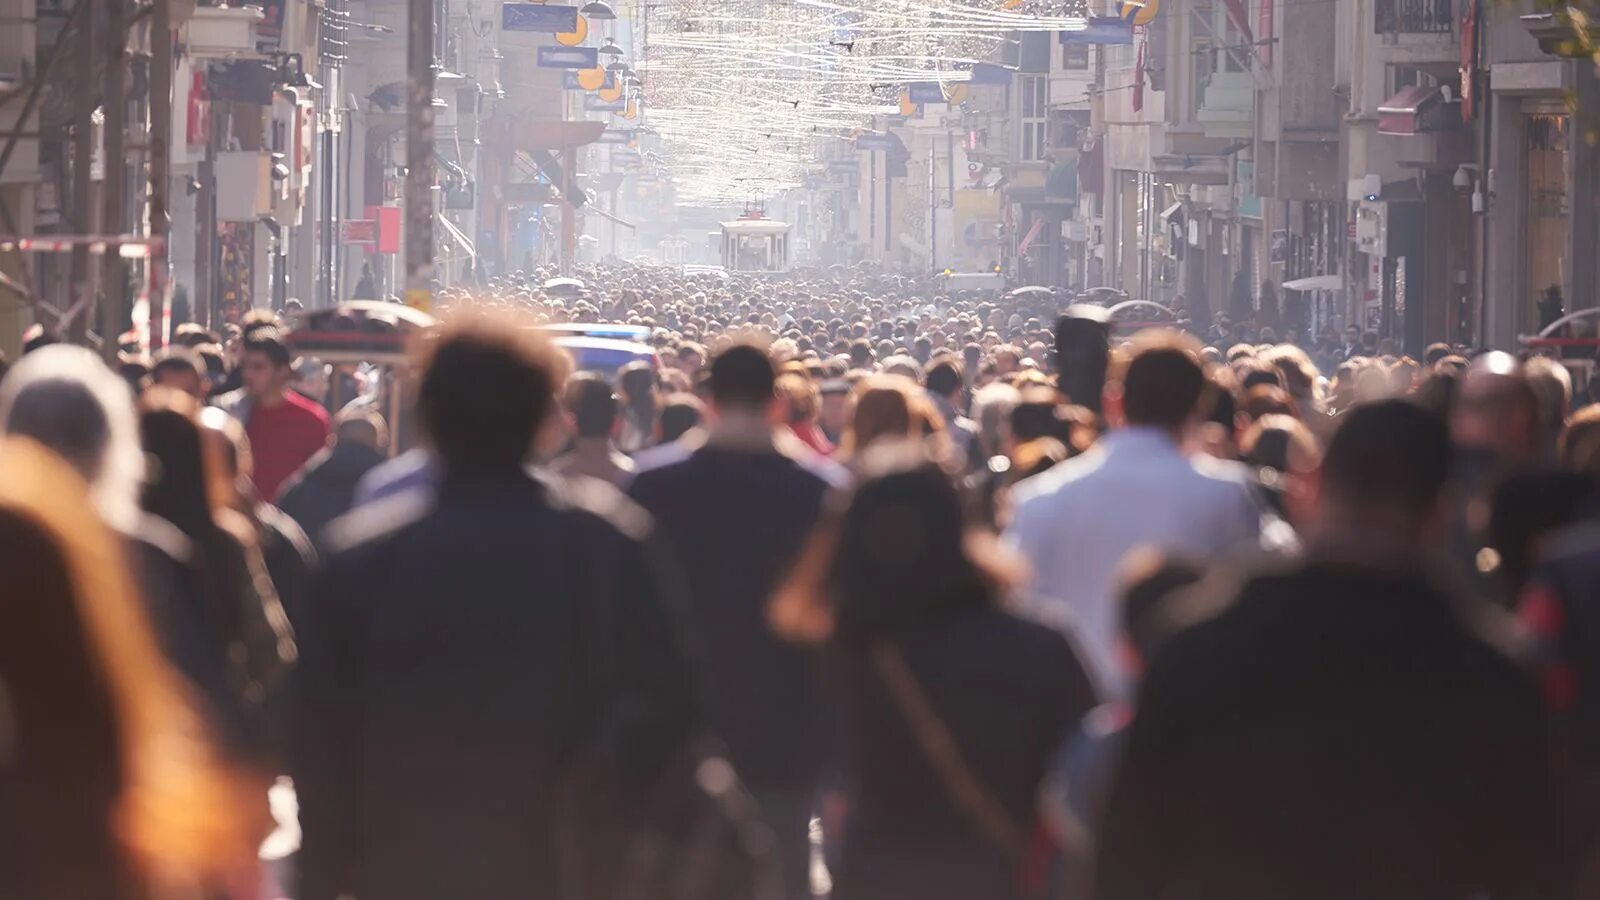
1007, 331, 1265, 696
1095, 401, 1562, 900
0, 438, 267, 899
771, 446, 1098, 900
628, 344, 839, 900
292, 313, 696, 900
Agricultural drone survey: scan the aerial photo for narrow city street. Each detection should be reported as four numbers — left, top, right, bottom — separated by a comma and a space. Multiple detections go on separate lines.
2, 3, 1600, 900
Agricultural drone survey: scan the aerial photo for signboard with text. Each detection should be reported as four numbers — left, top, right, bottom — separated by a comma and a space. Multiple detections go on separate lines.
536, 45, 599, 68
1059, 17, 1135, 44
502, 4, 579, 32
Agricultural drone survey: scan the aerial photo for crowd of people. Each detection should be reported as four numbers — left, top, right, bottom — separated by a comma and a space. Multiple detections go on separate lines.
5, 259, 1600, 900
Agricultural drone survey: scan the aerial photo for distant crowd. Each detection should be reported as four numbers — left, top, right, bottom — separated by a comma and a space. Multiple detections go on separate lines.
5, 260, 1600, 900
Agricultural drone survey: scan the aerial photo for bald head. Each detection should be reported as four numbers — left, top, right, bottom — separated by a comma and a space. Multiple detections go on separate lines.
1451, 353, 1541, 464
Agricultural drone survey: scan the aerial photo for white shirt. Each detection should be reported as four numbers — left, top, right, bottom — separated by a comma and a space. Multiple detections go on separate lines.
1005, 427, 1267, 697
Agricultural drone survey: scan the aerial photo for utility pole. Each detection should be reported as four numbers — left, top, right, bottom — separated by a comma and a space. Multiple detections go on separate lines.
404, 0, 435, 311
99, 0, 128, 363
196, 86, 218, 328
67, 0, 98, 343
148, 0, 173, 349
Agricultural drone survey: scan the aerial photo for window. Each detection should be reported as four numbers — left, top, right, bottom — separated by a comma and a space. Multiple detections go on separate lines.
1019, 74, 1048, 161
1062, 43, 1090, 71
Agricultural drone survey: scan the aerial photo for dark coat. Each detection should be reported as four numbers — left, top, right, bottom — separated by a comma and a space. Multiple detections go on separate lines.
828, 607, 1098, 900
1096, 562, 1563, 900
276, 442, 387, 552
291, 474, 696, 900
626, 446, 834, 793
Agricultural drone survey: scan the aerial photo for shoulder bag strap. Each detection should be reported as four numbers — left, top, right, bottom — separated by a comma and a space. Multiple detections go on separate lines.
872, 641, 1028, 857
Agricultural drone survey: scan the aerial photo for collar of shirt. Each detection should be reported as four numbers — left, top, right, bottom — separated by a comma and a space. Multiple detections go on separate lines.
1094, 426, 1185, 461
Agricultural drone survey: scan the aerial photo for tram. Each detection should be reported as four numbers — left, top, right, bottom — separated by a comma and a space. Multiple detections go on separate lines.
719, 213, 792, 273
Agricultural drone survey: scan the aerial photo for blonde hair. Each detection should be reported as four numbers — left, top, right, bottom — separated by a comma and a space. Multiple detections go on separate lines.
0, 438, 269, 884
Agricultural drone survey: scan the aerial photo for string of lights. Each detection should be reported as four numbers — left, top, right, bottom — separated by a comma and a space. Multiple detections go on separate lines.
642, 0, 1093, 206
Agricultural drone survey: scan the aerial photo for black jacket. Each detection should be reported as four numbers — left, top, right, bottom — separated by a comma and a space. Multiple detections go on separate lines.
291, 474, 696, 900
829, 607, 1097, 900
1095, 562, 1563, 900
627, 446, 833, 793
277, 442, 387, 553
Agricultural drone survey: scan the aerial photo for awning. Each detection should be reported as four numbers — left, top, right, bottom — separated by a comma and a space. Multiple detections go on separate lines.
530, 149, 588, 208
586, 204, 636, 232
436, 213, 476, 264
1282, 274, 1344, 292
1378, 86, 1442, 135
1016, 216, 1048, 256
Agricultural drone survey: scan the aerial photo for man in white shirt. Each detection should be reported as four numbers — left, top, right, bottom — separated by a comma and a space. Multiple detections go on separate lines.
1006, 331, 1266, 696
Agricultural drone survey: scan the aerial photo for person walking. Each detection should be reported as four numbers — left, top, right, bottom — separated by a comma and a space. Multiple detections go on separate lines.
1094, 401, 1564, 900
232, 328, 329, 503
1006, 331, 1266, 695
770, 446, 1098, 900
276, 411, 390, 553
292, 313, 696, 900
628, 343, 842, 900
0, 436, 270, 900
549, 372, 634, 486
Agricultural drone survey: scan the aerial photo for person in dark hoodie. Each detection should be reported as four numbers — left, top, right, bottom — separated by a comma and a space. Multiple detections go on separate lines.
277, 410, 390, 553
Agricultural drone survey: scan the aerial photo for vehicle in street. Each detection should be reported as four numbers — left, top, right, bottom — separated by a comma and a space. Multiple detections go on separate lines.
939, 271, 1006, 295
720, 215, 792, 273
536, 323, 657, 376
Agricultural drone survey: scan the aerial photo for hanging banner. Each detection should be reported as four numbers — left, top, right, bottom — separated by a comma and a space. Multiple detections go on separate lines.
502, 4, 579, 33
597, 129, 636, 144
907, 82, 946, 104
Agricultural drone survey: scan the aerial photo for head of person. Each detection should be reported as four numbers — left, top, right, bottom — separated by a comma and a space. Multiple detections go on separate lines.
1241, 413, 1323, 527
843, 374, 921, 456
925, 359, 965, 406
1112, 550, 1207, 677
970, 381, 1021, 460
0, 345, 143, 531
617, 360, 658, 412
151, 348, 209, 399
769, 443, 1019, 644
707, 342, 779, 420
197, 405, 259, 514
1523, 356, 1572, 450
139, 389, 224, 539
1105, 330, 1211, 438
775, 372, 821, 428
239, 328, 294, 404
416, 311, 568, 479
564, 371, 620, 440
333, 409, 388, 453
1560, 404, 1600, 482
1238, 384, 1298, 428
657, 393, 706, 444
1315, 400, 1451, 545
1450, 352, 1541, 465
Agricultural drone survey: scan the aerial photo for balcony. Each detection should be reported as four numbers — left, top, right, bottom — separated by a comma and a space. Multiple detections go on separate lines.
1375, 0, 1453, 34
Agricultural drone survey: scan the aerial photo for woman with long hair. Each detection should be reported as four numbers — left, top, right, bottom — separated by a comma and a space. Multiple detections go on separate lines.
139, 389, 296, 773
0, 438, 267, 899
771, 444, 1098, 900
838, 374, 947, 460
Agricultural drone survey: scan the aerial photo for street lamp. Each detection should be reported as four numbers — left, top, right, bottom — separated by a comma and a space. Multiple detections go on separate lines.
597, 39, 624, 57
580, 1, 618, 20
